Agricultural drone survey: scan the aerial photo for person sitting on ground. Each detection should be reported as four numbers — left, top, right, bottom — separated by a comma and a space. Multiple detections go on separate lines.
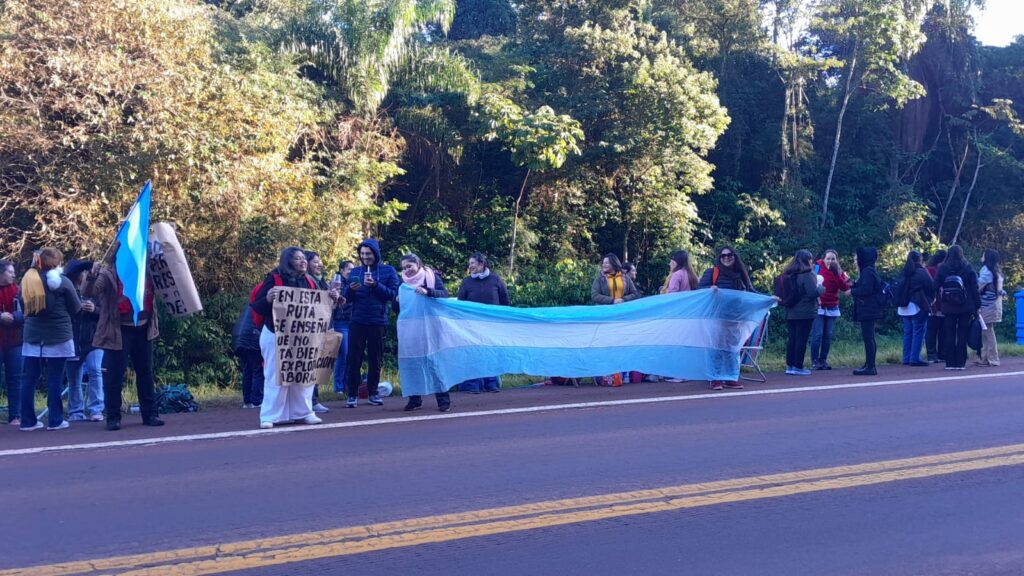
399, 254, 452, 412
20, 248, 81, 431
456, 252, 508, 393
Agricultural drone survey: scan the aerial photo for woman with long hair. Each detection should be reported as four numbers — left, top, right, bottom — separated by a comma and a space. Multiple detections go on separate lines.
302, 250, 329, 413
698, 247, 754, 390
456, 252, 509, 393
19, 248, 81, 431
977, 249, 1005, 366
662, 250, 698, 294
924, 250, 947, 363
591, 253, 640, 305
400, 254, 452, 412
809, 249, 850, 370
850, 247, 883, 376
933, 245, 981, 370
780, 250, 823, 376
895, 250, 934, 367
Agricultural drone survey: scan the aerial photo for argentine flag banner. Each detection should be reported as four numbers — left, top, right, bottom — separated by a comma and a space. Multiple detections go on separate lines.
397, 284, 775, 396
115, 181, 152, 325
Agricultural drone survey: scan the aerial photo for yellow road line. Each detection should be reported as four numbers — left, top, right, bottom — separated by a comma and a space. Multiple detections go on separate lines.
7, 444, 1024, 576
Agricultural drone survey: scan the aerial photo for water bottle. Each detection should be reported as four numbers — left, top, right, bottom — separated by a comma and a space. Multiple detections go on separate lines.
331, 273, 343, 290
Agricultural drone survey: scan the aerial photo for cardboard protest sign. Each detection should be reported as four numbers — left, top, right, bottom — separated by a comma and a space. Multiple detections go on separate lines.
272, 287, 334, 387
148, 222, 203, 316
314, 331, 343, 389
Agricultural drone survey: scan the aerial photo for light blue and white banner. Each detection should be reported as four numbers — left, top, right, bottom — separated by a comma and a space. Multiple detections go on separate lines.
115, 180, 152, 325
397, 285, 775, 396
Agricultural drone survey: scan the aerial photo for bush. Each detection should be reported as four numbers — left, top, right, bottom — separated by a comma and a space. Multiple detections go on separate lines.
155, 292, 248, 388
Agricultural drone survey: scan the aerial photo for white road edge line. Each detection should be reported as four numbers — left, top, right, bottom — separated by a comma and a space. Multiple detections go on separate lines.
3, 370, 1022, 458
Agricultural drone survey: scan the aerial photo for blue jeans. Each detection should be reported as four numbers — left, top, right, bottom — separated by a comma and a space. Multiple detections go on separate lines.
2, 346, 22, 422
66, 349, 105, 419
902, 313, 928, 364
238, 348, 264, 406
809, 313, 838, 364
459, 377, 500, 393
332, 322, 350, 393
20, 355, 67, 428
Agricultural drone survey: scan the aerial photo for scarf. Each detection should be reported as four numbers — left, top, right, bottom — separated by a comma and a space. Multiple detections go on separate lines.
403, 266, 436, 290
605, 272, 624, 300
21, 267, 62, 316
471, 268, 491, 280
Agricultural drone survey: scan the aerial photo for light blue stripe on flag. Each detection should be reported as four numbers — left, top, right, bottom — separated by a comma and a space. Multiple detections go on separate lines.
115, 181, 152, 325
397, 285, 775, 395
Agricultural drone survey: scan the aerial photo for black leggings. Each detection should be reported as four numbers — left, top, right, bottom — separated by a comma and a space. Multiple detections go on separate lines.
786, 318, 814, 369
860, 320, 877, 369
943, 313, 973, 368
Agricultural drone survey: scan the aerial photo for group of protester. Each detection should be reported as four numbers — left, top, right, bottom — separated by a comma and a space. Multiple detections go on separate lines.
1, 238, 1009, 432
776, 245, 1007, 377
1, 248, 163, 432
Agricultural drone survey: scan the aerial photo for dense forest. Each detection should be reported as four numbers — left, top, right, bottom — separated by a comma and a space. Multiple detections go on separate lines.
2, 0, 1022, 383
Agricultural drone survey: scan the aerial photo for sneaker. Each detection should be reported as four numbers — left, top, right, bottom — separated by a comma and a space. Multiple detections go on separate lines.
944, 366, 957, 371
927, 356, 939, 363
785, 367, 797, 375
367, 395, 384, 406
909, 361, 929, 367
811, 362, 822, 370
243, 403, 256, 409
143, 416, 165, 427
710, 381, 724, 391
485, 388, 501, 393
821, 362, 833, 370
792, 368, 812, 376
439, 404, 451, 413
89, 413, 104, 422
345, 397, 357, 408
9, 418, 21, 427
47, 420, 70, 430
260, 421, 274, 429
69, 413, 87, 422
105, 419, 121, 431
302, 414, 322, 425
20, 421, 44, 432
722, 381, 744, 389
312, 403, 330, 414
404, 401, 422, 412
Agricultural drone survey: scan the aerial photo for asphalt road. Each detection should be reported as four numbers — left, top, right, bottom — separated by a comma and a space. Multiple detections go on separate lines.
2, 365, 1024, 575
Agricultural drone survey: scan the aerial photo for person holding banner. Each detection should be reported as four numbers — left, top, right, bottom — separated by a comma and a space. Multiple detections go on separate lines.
0, 259, 24, 426
303, 250, 330, 414
591, 254, 640, 305
698, 246, 755, 390
343, 239, 400, 409
250, 247, 333, 429
455, 252, 508, 393
19, 248, 81, 431
84, 249, 163, 430
399, 254, 452, 412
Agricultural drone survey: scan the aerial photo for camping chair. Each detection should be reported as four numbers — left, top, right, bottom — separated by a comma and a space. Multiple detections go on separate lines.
739, 312, 770, 383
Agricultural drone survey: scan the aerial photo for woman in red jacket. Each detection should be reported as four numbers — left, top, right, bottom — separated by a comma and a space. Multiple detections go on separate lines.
0, 260, 24, 426
809, 249, 851, 370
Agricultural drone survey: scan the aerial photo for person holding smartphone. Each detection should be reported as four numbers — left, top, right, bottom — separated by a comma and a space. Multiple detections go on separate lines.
342, 239, 400, 408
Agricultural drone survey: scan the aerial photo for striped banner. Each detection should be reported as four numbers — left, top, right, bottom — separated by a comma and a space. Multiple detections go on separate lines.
397, 285, 775, 395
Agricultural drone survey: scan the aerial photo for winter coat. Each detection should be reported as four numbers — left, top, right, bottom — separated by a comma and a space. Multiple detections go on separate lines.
934, 263, 981, 317
664, 269, 694, 294
22, 274, 81, 346
457, 271, 510, 305
814, 260, 850, 309
896, 267, 934, 316
83, 266, 160, 350
0, 283, 24, 351
697, 266, 754, 292
231, 302, 261, 353
342, 239, 400, 326
783, 270, 823, 321
851, 248, 883, 322
591, 272, 640, 305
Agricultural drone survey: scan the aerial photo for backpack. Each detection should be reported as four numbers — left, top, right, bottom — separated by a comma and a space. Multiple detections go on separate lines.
155, 384, 199, 414
876, 278, 896, 308
940, 274, 967, 306
249, 273, 317, 329
774, 273, 802, 308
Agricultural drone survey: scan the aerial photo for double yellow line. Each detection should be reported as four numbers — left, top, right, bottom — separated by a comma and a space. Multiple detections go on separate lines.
9, 442, 1024, 576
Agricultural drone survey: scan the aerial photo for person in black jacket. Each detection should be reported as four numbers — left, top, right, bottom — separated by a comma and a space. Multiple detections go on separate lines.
399, 254, 452, 412
698, 246, 755, 292
63, 259, 105, 421
781, 250, 824, 376
331, 260, 355, 394
895, 251, 934, 367
456, 252, 508, 393
850, 247, 883, 376
932, 245, 981, 370
232, 287, 263, 409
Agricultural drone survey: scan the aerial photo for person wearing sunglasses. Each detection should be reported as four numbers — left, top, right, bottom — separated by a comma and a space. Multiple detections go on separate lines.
698, 246, 755, 390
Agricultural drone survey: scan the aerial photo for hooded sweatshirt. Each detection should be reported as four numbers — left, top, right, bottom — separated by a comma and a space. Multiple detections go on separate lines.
343, 239, 400, 326
851, 247, 883, 322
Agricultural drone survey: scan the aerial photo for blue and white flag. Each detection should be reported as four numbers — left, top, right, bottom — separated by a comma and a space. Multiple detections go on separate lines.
397, 285, 775, 396
115, 181, 152, 325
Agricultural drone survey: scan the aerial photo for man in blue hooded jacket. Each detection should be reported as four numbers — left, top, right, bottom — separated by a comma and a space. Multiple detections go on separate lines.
342, 239, 400, 407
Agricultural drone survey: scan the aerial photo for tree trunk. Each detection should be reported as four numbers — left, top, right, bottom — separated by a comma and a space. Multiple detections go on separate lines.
821, 44, 858, 229
937, 135, 971, 240
508, 168, 531, 276
951, 138, 982, 245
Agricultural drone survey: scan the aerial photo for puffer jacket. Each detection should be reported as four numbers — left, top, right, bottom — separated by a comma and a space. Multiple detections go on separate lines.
343, 239, 400, 326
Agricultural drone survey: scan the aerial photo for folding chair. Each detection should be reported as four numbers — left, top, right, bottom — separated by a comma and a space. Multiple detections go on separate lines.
739, 312, 770, 383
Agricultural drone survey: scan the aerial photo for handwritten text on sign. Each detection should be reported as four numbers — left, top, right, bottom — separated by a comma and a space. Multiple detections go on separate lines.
272, 287, 334, 386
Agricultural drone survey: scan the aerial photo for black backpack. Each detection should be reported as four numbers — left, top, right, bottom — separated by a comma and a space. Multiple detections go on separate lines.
876, 278, 896, 308
774, 273, 803, 308
941, 275, 967, 306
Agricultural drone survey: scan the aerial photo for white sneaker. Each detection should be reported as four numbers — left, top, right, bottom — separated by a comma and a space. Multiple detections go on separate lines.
312, 403, 330, 414
302, 414, 323, 425
46, 420, 70, 431
20, 421, 44, 431
260, 421, 274, 429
